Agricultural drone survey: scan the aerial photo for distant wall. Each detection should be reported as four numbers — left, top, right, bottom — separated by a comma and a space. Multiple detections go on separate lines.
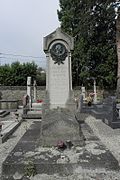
0, 86, 46, 105
0, 86, 116, 105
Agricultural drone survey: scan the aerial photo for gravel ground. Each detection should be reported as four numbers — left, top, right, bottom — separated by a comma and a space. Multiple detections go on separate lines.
1, 115, 120, 180
85, 116, 120, 165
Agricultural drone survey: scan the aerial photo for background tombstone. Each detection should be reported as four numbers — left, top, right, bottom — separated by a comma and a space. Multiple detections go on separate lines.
43, 28, 75, 110
27, 76, 32, 108
22, 94, 29, 115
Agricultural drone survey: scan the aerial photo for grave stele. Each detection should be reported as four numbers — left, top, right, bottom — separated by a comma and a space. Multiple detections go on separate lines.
43, 28, 75, 110
27, 76, 32, 108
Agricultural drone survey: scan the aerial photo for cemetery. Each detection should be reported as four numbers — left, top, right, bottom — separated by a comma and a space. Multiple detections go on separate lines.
0, 26, 119, 180
0, 1, 120, 180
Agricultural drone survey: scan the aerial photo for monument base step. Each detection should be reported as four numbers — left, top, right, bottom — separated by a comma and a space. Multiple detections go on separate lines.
111, 121, 120, 129
90, 109, 105, 119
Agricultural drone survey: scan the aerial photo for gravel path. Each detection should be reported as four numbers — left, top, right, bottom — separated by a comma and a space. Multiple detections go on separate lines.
85, 116, 120, 165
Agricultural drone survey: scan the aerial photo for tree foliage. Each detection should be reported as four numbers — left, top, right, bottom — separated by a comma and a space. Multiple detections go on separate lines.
0, 61, 46, 86
58, 0, 119, 89
36, 67, 46, 86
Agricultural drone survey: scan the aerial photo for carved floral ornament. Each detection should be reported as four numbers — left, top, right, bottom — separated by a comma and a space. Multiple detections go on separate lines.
50, 43, 68, 65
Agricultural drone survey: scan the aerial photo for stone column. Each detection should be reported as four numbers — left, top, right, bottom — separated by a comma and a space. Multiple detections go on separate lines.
69, 52, 72, 91
27, 77, 32, 108
33, 80, 37, 102
46, 53, 49, 91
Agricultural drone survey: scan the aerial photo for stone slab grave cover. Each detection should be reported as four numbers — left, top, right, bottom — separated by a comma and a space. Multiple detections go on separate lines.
41, 108, 84, 147
43, 27, 74, 110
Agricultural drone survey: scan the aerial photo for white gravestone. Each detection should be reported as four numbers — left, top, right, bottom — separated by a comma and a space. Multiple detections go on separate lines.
43, 28, 74, 109
27, 77, 32, 108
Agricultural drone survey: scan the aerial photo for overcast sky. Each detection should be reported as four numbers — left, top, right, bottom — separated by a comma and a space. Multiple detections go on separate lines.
0, 0, 60, 67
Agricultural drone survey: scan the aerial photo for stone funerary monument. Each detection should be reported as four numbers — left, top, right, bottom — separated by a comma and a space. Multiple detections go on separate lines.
43, 28, 74, 110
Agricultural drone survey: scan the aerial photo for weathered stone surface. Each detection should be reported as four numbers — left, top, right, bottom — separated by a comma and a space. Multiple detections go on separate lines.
43, 28, 75, 109
43, 27, 74, 52
2, 120, 120, 180
41, 108, 84, 147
